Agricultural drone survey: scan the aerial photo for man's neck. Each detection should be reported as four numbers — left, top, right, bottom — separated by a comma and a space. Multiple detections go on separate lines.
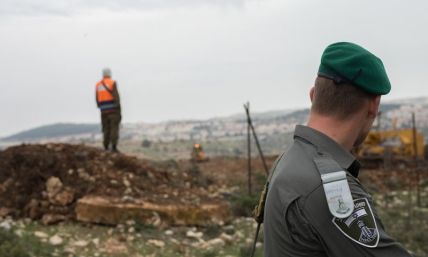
307, 114, 360, 151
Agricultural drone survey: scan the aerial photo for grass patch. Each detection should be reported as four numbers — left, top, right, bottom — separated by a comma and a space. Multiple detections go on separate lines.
375, 191, 428, 256
0, 228, 56, 257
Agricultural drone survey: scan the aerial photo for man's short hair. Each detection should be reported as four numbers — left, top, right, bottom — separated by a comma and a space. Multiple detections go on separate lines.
102, 68, 112, 78
311, 76, 376, 120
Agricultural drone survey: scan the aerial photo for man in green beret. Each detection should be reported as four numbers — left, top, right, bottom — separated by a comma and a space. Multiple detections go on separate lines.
263, 42, 411, 256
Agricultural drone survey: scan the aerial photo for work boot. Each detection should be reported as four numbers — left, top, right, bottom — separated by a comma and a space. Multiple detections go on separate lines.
103, 143, 109, 151
112, 145, 120, 153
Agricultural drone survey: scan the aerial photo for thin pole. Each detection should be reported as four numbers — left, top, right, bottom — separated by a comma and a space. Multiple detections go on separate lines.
411, 112, 421, 207
243, 102, 271, 257
249, 123, 269, 175
244, 105, 269, 175
245, 102, 252, 196
244, 102, 270, 191
250, 222, 261, 257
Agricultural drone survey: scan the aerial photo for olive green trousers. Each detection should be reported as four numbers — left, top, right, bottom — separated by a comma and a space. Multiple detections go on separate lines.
101, 112, 121, 149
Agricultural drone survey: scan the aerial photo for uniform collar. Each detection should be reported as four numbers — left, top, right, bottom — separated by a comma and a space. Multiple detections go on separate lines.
294, 125, 360, 177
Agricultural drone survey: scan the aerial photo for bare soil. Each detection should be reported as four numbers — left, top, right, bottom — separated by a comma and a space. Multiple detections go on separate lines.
0, 144, 222, 221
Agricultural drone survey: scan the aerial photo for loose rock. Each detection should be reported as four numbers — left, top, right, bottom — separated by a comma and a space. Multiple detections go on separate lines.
73, 240, 89, 247
220, 232, 234, 244
200, 238, 225, 249
92, 238, 100, 246
34, 231, 49, 238
147, 239, 165, 248
42, 214, 67, 225
51, 189, 75, 206
49, 235, 63, 245
186, 230, 203, 239
164, 230, 174, 236
0, 220, 12, 231
46, 177, 63, 197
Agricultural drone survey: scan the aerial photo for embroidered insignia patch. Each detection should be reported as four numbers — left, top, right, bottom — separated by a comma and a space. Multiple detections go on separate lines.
332, 198, 379, 248
321, 171, 354, 218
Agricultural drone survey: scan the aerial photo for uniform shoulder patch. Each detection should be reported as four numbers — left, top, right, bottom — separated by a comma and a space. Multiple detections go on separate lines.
332, 198, 379, 248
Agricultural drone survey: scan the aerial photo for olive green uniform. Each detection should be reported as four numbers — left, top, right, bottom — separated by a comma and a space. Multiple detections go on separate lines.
96, 82, 121, 150
263, 125, 411, 257
101, 111, 121, 149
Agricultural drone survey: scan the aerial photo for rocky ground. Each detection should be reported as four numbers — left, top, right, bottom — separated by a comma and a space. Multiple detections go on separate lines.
0, 144, 231, 226
0, 216, 263, 257
0, 143, 427, 257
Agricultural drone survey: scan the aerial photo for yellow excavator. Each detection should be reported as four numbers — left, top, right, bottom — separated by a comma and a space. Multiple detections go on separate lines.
191, 143, 208, 162
358, 129, 425, 157
357, 117, 426, 166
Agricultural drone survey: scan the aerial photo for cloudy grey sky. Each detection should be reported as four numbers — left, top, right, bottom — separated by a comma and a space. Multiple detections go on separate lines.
1, 0, 427, 136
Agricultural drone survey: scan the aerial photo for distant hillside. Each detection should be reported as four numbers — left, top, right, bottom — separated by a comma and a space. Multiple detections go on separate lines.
2, 123, 100, 142
3, 97, 428, 143
379, 103, 401, 112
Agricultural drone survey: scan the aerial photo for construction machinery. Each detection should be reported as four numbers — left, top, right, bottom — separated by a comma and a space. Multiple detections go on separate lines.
357, 128, 426, 167
191, 143, 208, 162
359, 129, 424, 157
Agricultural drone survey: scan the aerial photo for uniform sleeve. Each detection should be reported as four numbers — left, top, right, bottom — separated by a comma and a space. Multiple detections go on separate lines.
344, 176, 412, 256
301, 177, 412, 257
112, 82, 121, 110
286, 200, 324, 254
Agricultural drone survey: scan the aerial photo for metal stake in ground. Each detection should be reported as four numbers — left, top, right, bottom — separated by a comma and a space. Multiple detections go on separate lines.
244, 102, 272, 257
245, 102, 252, 196
244, 103, 269, 176
411, 112, 421, 207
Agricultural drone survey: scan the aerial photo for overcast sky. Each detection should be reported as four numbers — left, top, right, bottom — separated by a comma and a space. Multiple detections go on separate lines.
1, 0, 427, 137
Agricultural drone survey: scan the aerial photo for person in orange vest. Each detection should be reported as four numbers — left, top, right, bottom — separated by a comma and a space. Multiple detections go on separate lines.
95, 68, 121, 152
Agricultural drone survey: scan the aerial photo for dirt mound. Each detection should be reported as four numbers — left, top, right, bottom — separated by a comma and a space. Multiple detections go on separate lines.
0, 144, 221, 223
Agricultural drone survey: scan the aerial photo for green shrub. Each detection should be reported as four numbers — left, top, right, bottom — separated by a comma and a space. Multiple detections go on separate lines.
134, 220, 156, 233
230, 193, 259, 217
204, 224, 222, 238
141, 139, 152, 148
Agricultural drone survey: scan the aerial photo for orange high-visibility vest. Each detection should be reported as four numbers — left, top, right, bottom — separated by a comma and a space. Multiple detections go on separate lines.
96, 78, 117, 111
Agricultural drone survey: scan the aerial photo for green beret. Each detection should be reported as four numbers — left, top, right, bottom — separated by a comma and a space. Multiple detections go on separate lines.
318, 42, 391, 95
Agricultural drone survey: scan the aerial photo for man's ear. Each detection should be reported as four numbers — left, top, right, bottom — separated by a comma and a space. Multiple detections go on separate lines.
368, 96, 381, 118
310, 87, 315, 103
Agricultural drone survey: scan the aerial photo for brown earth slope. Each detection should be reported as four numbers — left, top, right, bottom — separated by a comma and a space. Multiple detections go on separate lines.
0, 144, 228, 224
